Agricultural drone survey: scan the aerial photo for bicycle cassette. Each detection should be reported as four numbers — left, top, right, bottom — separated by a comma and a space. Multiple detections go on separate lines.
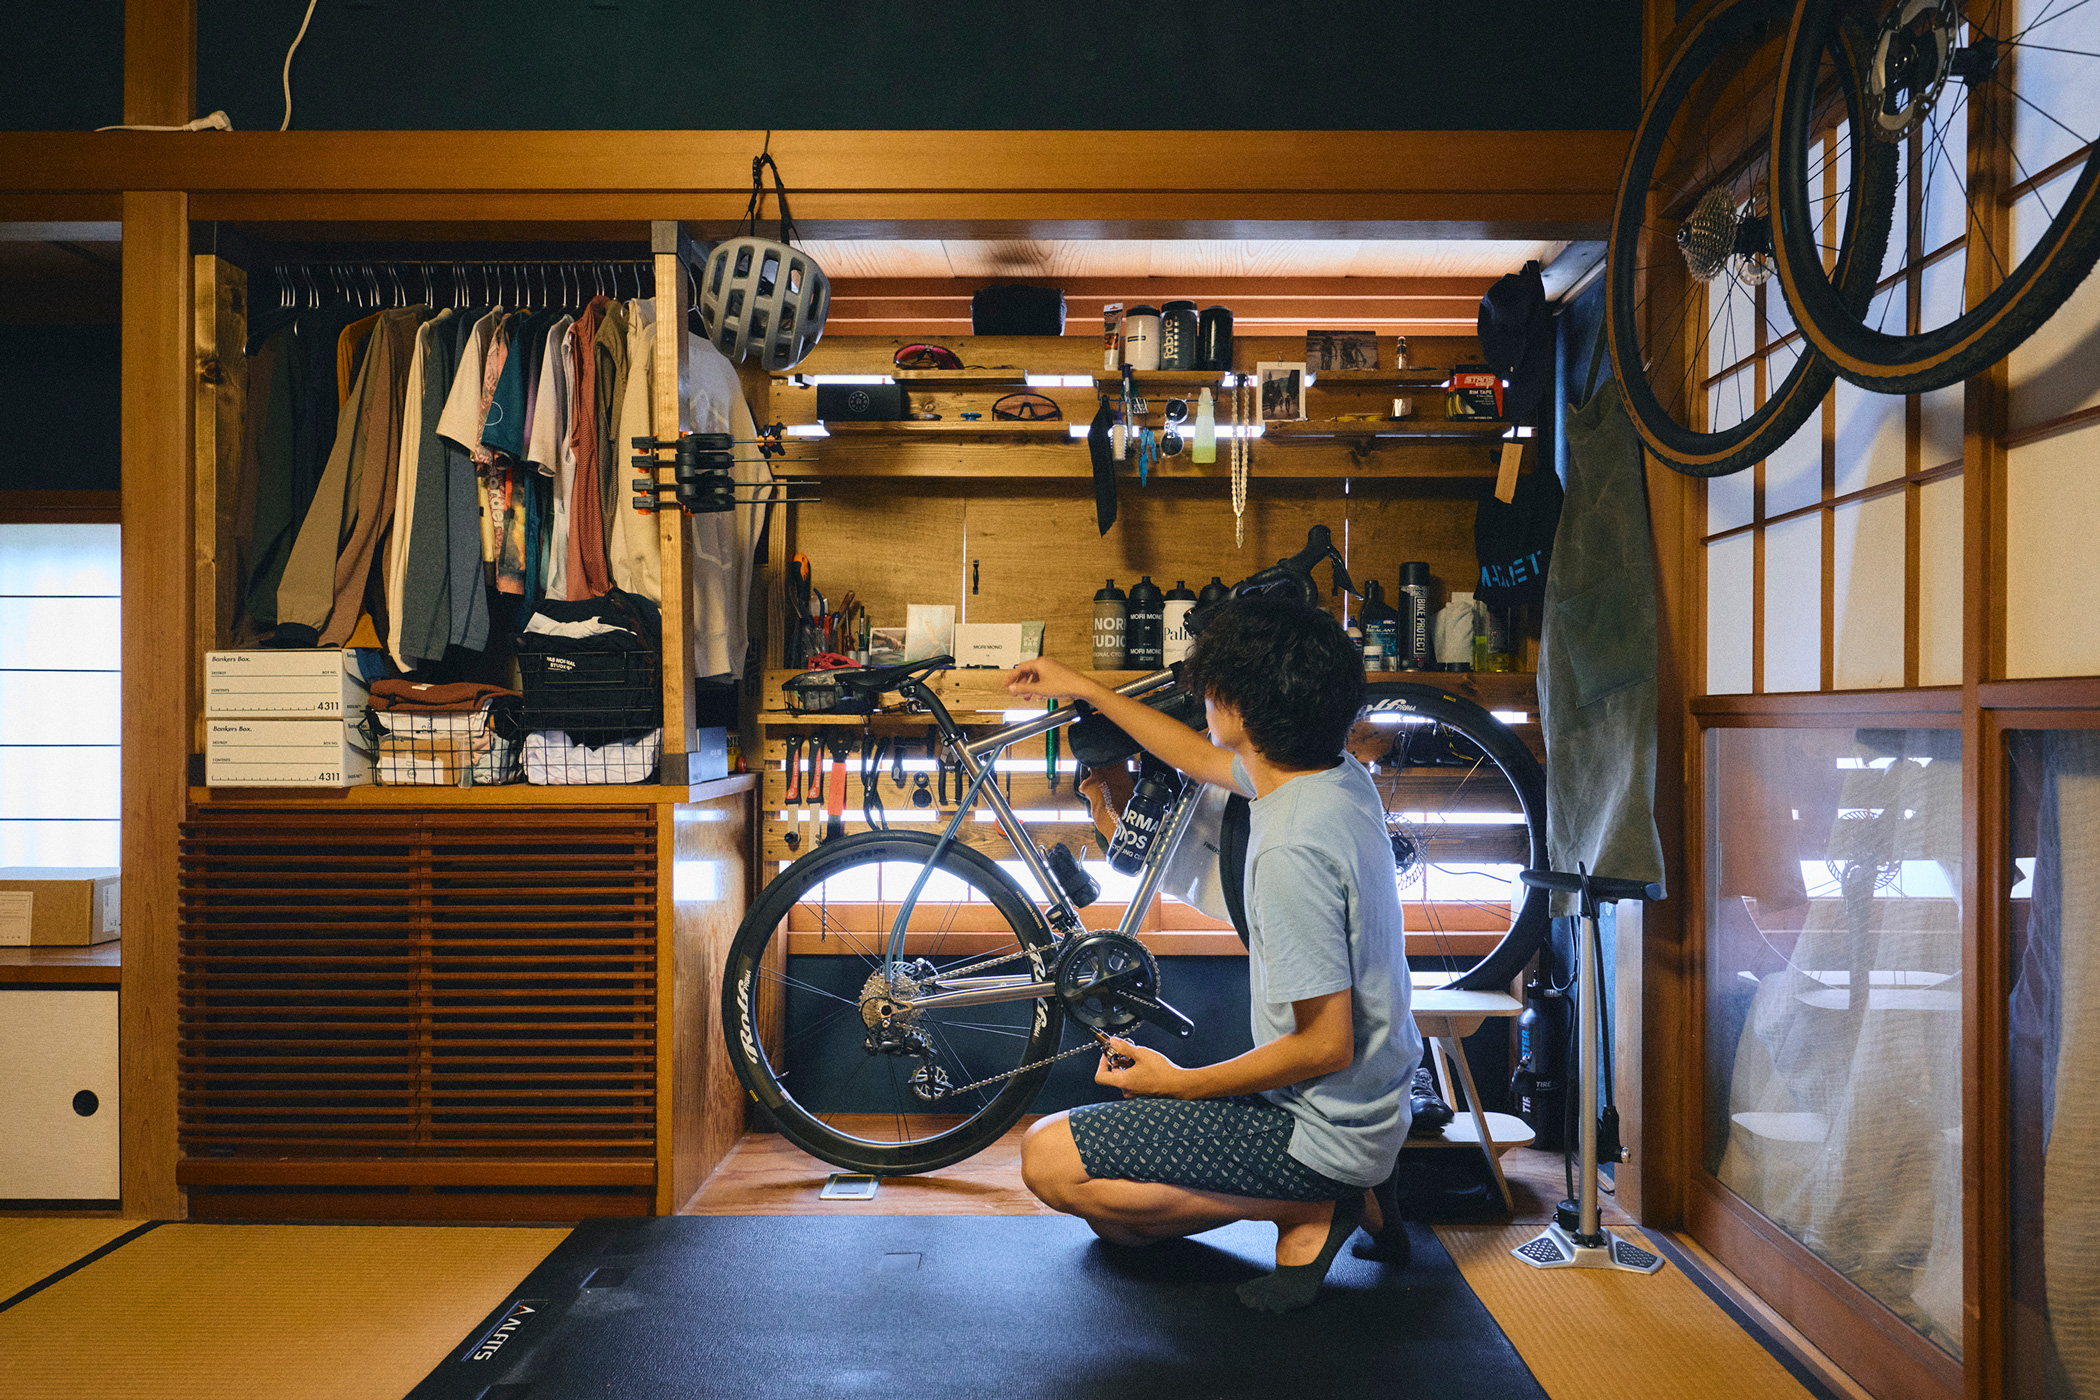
1054, 932, 1192, 1037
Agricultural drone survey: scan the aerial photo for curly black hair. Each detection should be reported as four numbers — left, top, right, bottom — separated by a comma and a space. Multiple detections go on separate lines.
1179, 595, 1364, 771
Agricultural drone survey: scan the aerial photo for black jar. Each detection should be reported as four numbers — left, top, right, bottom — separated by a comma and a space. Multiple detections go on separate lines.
1197, 306, 1234, 371
1160, 301, 1200, 371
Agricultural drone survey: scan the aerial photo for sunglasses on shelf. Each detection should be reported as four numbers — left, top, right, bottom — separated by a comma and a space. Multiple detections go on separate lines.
893, 343, 963, 370
991, 392, 1062, 422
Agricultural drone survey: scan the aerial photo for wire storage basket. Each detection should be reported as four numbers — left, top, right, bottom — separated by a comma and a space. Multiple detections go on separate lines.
369, 701, 525, 786
515, 645, 664, 784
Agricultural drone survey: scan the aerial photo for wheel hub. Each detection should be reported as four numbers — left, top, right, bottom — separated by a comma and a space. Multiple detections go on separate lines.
1870, 0, 1959, 141
1054, 932, 1161, 1033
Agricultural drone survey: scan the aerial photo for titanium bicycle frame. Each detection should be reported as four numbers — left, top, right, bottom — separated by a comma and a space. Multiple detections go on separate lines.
877, 666, 1203, 1013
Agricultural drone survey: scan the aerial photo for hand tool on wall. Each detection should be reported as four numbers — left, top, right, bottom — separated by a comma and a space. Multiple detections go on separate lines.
928, 726, 946, 807
824, 738, 851, 842
806, 738, 824, 838
860, 732, 888, 830
788, 554, 815, 665
784, 734, 805, 804
1046, 699, 1060, 796
892, 738, 908, 790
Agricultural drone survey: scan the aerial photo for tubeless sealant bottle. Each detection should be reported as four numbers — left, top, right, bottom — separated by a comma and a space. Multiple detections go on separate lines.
1126, 576, 1164, 670
1161, 580, 1198, 664
1108, 759, 1184, 876
1092, 580, 1129, 670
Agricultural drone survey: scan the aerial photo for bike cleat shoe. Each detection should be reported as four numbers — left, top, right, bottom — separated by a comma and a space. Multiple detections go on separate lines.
1408, 1066, 1455, 1137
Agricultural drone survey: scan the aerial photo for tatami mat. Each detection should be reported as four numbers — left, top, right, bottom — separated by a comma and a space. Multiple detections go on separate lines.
0, 1223, 567, 1400
0, 1218, 145, 1304
1436, 1225, 1818, 1400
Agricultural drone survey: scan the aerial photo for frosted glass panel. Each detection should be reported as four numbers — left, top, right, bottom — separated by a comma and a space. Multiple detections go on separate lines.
1918, 474, 1963, 688
2006, 426, 2100, 678
0, 599, 121, 670
1833, 494, 1906, 689
1834, 374, 1907, 497
1710, 465, 1755, 534
0, 820, 120, 867
2007, 4, 2100, 199
1765, 399, 1826, 517
0, 523, 120, 595
1707, 534, 1754, 696
0, 747, 120, 821
1765, 515, 1823, 692
0, 673, 120, 745
2010, 233, 2100, 434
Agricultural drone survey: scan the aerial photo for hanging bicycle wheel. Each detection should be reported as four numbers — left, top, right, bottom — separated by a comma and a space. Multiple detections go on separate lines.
1774, 0, 2100, 391
1356, 683, 1551, 993
721, 830, 1065, 1176
1610, 0, 1895, 475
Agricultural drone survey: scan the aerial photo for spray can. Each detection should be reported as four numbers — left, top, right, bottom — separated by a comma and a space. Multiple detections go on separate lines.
1162, 580, 1199, 664
1126, 577, 1164, 669
1092, 580, 1129, 670
1108, 758, 1184, 875
1398, 562, 1434, 670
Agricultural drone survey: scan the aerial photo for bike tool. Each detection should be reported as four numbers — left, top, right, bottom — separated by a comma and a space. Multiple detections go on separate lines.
782, 735, 805, 852
860, 730, 888, 830
892, 736, 908, 790
1045, 699, 1060, 796
806, 736, 824, 845
823, 738, 852, 842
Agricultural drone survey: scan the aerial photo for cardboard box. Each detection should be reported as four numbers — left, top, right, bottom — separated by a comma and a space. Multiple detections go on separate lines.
205, 649, 372, 718
204, 718, 374, 787
0, 868, 120, 947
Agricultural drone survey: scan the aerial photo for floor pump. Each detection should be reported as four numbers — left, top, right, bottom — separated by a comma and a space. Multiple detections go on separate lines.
1512, 865, 1666, 1274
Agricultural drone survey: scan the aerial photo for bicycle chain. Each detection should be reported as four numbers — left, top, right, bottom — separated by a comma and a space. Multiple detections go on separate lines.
930, 1033, 1107, 1099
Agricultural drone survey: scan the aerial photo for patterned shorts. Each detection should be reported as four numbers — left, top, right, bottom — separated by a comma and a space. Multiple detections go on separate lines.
1067, 1094, 1361, 1203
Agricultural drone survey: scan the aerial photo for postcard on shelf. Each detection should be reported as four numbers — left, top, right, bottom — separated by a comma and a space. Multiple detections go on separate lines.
1256, 362, 1308, 422
1305, 330, 1378, 373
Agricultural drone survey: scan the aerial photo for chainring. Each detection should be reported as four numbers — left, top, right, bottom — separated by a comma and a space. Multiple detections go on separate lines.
1054, 932, 1161, 1033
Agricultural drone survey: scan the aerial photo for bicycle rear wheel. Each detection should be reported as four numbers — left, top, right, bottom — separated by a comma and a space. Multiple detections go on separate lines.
721, 830, 1064, 1175
1356, 683, 1551, 992
1609, 0, 1894, 475
1773, 0, 2100, 392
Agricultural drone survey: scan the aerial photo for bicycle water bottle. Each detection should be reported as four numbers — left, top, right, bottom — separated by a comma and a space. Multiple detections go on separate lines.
1161, 580, 1198, 664
1092, 580, 1128, 669
1108, 759, 1183, 876
1126, 576, 1164, 669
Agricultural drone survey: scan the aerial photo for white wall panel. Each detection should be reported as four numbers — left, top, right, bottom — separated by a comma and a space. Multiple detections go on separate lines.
1707, 534, 1754, 696
1764, 516, 1823, 692
1918, 474, 1963, 687
2006, 424, 2100, 678
1832, 493, 1906, 689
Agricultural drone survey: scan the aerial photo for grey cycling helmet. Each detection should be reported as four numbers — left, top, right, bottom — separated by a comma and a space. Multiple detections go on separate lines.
698, 153, 830, 371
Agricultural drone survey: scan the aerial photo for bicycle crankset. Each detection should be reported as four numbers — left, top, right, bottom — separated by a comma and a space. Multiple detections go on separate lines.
1054, 932, 1192, 1037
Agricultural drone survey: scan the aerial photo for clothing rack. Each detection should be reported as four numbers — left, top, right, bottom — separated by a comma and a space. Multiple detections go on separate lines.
261, 256, 697, 314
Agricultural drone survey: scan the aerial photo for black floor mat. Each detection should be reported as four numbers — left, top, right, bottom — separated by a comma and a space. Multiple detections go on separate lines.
406, 1215, 1548, 1400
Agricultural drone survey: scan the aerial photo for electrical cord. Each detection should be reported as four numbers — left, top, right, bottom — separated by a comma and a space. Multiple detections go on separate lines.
282, 0, 320, 131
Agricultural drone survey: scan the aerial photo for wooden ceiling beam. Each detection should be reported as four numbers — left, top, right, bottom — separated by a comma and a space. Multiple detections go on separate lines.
0, 129, 1627, 237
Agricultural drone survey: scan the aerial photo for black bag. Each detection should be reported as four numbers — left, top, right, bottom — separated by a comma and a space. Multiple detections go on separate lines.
780, 669, 876, 716
1474, 461, 1563, 610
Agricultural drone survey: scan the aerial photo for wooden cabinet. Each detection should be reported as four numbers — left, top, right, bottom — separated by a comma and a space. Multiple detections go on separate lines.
0, 988, 119, 1202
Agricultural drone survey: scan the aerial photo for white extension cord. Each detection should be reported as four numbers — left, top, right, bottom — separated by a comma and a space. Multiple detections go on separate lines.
95, 111, 233, 133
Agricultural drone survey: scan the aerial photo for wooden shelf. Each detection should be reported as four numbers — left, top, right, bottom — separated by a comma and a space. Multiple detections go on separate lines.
1092, 371, 1239, 390
889, 370, 1035, 389
818, 420, 1074, 438
0, 941, 121, 986
190, 773, 755, 806
1264, 418, 1513, 440
1306, 368, 1454, 384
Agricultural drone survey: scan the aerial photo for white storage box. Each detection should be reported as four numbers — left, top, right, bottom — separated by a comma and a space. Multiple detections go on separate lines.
0, 989, 118, 1200
204, 649, 372, 717
204, 718, 373, 787
372, 708, 522, 787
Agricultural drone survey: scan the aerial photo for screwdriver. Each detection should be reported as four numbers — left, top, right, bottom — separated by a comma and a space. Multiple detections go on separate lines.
1046, 699, 1060, 796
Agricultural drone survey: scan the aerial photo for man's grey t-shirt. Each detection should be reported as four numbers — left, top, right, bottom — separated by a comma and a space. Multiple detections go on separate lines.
1230, 752, 1423, 1187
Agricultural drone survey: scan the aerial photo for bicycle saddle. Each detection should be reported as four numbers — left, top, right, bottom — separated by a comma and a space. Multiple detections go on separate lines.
831, 655, 953, 694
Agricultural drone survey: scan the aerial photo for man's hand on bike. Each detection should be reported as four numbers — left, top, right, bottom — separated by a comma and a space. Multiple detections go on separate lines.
1095, 1037, 1191, 1098
1006, 656, 1101, 705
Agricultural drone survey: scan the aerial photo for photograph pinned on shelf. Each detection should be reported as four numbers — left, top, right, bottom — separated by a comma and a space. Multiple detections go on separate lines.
1257, 362, 1307, 422
1304, 330, 1378, 373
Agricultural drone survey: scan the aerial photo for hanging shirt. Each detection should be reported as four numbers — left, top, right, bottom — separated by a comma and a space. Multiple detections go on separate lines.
526, 313, 575, 599
386, 309, 451, 669
592, 300, 631, 560
608, 298, 660, 603
443, 309, 493, 654
685, 334, 777, 679
396, 307, 463, 667
564, 297, 614, 599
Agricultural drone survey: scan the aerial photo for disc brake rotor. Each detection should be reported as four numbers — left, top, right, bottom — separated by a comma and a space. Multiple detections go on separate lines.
1868, 0, 1959, 141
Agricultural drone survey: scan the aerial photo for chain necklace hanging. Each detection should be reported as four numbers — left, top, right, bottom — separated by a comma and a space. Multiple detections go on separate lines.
1232, 375, 1250, 547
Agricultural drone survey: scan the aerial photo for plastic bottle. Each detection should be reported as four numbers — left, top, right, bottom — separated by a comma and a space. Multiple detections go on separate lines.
1198, 576, 1230, 607
1126, 576, 1165, 669
1347, 618, 1368, 672
1475, 600, 1517, 673
1108, 758, 1184, 875
1092, 580, 1128, 670
1162, 580, 1199, 664
1398, 562, 1435, 670
1193, 388, 1216, 463
1358, 580, 1403, 672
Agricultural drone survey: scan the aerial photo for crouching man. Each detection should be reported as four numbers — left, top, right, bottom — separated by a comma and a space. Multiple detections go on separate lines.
1006, 595, 1420, 1313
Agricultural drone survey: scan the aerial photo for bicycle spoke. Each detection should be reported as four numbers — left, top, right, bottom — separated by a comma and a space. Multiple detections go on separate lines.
756, 966, 860, 1007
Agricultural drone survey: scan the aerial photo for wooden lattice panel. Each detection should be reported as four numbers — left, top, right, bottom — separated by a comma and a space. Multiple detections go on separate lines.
178, 807, 658, 1168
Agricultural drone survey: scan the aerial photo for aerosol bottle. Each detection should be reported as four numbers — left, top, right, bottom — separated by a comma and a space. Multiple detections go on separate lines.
1161, 580, 1199, 664
1126, 576, 1165, 669
1092, 580, 1129, 670
1398, 562, 1435, 670
1108, 757, 1184, 876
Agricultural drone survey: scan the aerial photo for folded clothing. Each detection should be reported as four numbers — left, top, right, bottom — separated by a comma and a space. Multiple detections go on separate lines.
369, 679, 521, 712
523, 727, 661, 785
371, 703, 523, 786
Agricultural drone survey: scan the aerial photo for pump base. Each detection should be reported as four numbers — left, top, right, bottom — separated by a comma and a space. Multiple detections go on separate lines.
1512, 1222, 1664, 1274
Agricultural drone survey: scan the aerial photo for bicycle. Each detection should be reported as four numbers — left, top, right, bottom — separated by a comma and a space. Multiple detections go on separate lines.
721, 529, 1551, 1175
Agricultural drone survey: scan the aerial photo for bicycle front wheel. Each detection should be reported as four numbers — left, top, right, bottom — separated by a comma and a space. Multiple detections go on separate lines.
1357, 683, 1551, 993
722, 830, 1065, 1175
1773, 0, 2100, 391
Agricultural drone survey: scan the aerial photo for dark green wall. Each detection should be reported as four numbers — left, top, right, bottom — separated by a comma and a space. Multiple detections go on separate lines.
0, 326, 121, 491
4, 2, 1640, 132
